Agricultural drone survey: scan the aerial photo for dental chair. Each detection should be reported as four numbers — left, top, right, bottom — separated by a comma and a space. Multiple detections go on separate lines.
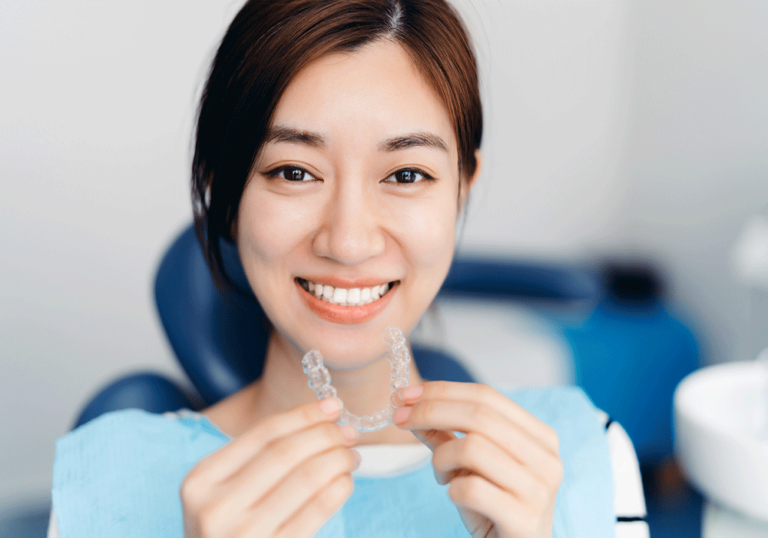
73, 223, 599, 429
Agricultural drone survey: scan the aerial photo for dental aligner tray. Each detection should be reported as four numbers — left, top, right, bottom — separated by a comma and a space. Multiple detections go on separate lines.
302, 326, 411, 432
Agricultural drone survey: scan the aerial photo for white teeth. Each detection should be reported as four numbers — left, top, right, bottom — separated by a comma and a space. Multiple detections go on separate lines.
322, 285, 334, 301
302, 279, 393, 306
332, 287, 347, 305
348, 288, 361, 304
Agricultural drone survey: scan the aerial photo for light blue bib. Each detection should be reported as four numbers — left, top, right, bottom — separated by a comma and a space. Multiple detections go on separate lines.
52, 387, 614, 537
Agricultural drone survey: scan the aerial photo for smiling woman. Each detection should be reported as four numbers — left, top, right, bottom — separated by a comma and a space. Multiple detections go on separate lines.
233, 39, 468, 371
49, 1, 644, 537
192, 0, 481, 296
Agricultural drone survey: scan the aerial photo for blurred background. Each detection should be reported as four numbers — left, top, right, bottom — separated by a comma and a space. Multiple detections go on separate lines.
1, 0, 767, 536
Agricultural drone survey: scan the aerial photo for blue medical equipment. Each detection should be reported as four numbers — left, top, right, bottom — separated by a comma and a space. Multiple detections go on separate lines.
562, 264, 701, 463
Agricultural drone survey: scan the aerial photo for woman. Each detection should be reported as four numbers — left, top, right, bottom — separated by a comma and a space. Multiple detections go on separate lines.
50, 1, 646, 536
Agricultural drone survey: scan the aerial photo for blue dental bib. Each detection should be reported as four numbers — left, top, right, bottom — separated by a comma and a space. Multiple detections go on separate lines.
52, 386, 613, 537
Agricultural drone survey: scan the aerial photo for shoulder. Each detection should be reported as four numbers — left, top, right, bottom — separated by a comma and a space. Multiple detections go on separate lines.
496, 386, 650, 537
506, 388, 649, 537
56, 408, 228, 452
497, 385, 604, 433
54, 409, 168, 468
53, 408, 229, 479
51, 409, 229, 537
499, 384, 595, 409
57, 408, 181, 443
52, 408, 207, 496
496, 386, 612, 482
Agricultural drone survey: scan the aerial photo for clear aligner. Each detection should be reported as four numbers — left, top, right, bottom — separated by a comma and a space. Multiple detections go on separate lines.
301, 326, 411, 433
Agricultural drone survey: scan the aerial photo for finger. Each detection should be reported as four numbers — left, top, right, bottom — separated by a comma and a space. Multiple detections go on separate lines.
448, 474, 543, 538
404, 417, 456, 452
243, 446, 359, 536
209, 421, 357, 528
191, 398, 343, 483
432, 434, 550, 505
402, 382, 559, 455
272, 473, 355, 538
395, 398, 557, 476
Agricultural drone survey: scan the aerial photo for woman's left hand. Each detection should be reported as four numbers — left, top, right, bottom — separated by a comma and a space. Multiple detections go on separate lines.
392, 381, 563, 538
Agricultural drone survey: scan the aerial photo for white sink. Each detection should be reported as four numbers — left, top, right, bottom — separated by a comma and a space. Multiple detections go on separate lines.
674, 360, 768, 522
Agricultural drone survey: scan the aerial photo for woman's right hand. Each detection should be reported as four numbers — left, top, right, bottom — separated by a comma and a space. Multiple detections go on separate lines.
180, 397, 360, 538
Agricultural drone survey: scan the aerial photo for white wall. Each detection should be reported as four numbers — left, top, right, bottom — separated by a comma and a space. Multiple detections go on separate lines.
611, 0, 768, 365
455, 0, 631, 257
1, 0, 767, 516
0, 0, 246, 510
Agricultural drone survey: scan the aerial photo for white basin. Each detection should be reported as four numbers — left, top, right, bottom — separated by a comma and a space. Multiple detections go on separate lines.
674, 361, 768, 521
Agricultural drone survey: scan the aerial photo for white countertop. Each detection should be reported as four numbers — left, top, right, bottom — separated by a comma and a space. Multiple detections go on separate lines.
703, 501, 768, 538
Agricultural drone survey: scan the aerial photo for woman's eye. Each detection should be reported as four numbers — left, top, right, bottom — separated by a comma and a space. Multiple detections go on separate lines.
386, 169, 432, 184
268, 166, 316, 182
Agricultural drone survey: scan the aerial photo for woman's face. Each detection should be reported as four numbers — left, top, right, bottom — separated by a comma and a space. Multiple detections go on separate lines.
236, 40, 472, 368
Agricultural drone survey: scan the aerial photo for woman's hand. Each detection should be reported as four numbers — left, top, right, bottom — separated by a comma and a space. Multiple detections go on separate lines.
180, 398, 360, 538
393, 382, 563, 538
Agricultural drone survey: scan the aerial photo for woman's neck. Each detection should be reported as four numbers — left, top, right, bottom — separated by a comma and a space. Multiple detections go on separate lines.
202, 331, 424, 445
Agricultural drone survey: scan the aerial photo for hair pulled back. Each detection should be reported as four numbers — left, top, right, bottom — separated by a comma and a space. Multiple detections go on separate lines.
192, 0, 483, 290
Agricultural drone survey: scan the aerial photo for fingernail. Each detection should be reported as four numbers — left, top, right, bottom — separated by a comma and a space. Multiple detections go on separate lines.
340, 424, 359, 442
392, 406, 412, 424
400, 385, 423, 401
351, 448, 361, 469
320, 398, 341, 415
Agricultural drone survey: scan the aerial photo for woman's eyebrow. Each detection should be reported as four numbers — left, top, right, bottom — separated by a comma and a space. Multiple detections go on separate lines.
264, 126, 448, 153
265, 125, 326, 148
379, 132, 448, 152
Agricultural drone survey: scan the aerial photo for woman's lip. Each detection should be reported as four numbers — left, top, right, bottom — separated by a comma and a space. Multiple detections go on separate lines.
298, 276, 396, 289
296, 280, 399, 324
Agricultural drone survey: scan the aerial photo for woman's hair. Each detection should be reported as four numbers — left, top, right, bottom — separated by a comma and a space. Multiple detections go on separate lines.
192, 0, 483, 290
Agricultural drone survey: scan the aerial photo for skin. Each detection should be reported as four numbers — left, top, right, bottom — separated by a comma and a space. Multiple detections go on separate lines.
181, 40, 562, 538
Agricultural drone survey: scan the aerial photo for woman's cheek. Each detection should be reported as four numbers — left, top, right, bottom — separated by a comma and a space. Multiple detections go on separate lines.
239, 190, 316, 262
393, 196, 458, 281
236, 190, 320, 310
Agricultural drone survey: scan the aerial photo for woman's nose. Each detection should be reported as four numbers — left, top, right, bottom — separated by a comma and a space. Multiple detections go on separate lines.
312, 184, 386, 266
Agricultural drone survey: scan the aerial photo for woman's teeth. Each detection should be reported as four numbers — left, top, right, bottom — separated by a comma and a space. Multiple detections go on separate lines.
298, 279, 393, 306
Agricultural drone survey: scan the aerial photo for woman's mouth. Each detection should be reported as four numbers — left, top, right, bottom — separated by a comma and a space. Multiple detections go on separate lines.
296, 278, 395, 306
295, 277, 399, 324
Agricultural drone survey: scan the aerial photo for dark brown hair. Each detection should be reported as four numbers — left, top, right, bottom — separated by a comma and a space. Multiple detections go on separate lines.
192, 0, 483, 290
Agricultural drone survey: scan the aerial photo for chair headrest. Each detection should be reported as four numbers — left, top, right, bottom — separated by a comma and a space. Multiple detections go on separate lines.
154, 225, 268, 404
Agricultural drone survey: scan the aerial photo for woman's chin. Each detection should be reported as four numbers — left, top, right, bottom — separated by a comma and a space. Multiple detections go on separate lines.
304, 341, 390, 372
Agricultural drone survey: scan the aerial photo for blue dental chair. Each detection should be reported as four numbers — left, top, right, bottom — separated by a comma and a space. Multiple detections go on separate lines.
73, 223, 600, 429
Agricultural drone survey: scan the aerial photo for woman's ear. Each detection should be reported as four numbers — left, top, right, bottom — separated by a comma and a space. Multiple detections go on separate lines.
459, 149, 482, 209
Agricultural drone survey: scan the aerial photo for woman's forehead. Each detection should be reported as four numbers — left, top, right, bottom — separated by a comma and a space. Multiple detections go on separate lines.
268, 41, 458, 153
